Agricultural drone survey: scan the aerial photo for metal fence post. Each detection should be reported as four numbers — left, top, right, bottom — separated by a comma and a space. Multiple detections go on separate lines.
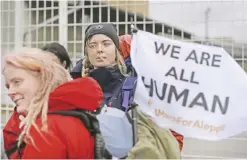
59, 0, 68, 49
14, 1, 24, 49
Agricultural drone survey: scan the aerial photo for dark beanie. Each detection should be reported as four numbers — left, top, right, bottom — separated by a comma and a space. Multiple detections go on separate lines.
84, 23, 119, 49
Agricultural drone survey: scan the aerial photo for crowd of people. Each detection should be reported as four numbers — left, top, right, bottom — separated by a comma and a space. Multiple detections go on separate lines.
1, 23, 183, 159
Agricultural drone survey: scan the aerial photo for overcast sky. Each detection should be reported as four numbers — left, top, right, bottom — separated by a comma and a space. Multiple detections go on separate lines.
148, 0, 247, 43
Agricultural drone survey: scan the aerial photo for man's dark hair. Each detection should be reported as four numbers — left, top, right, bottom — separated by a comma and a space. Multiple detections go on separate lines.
41, 42, 72, 70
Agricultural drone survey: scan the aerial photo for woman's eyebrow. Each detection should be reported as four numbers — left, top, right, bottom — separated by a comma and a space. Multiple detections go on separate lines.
89, 39, 112, 44
102, 40, 112, 43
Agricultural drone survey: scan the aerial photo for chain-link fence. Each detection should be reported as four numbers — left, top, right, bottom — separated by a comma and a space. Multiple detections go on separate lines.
1, 0, 247, 158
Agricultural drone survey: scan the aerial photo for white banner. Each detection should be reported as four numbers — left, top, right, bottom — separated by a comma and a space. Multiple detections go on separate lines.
130, 30, 247, 140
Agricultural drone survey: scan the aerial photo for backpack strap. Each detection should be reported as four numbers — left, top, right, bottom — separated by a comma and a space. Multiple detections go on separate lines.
49, 109, 107, 159
5, 141, 26, 158
121, 76, 137, 112
124, 56, 137, 76
49, 109, 100, 135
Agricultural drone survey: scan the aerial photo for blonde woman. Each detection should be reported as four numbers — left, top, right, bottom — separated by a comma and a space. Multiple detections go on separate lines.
71, 23, 181, 159
2, 48, 103, 159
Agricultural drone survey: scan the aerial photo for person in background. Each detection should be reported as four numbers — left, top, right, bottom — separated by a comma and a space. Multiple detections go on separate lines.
71, 23, 181, 159
2, 48, 103, 158
41, 42, 72, 70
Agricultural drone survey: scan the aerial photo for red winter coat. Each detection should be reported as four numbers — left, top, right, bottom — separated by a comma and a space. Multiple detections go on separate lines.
3, 77, 103, 159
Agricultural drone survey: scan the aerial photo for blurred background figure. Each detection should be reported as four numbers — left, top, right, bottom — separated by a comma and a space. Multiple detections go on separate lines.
41, 42, 72, 70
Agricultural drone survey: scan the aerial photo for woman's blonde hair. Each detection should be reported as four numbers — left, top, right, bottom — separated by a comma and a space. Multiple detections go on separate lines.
2, 47, 71, 147
82, 40, 127, 77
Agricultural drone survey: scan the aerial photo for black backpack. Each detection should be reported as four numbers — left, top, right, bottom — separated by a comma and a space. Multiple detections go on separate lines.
5, 109, 111, 159
49, 108, 111, 159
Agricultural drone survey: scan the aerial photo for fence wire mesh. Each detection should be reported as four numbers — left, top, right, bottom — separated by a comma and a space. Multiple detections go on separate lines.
1, 0, 247, 158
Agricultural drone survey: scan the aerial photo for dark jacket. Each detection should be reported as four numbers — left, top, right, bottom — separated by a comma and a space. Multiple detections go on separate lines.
70, 59, 83, 79
71, 59, 184, 151
3, 77, 103, 159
